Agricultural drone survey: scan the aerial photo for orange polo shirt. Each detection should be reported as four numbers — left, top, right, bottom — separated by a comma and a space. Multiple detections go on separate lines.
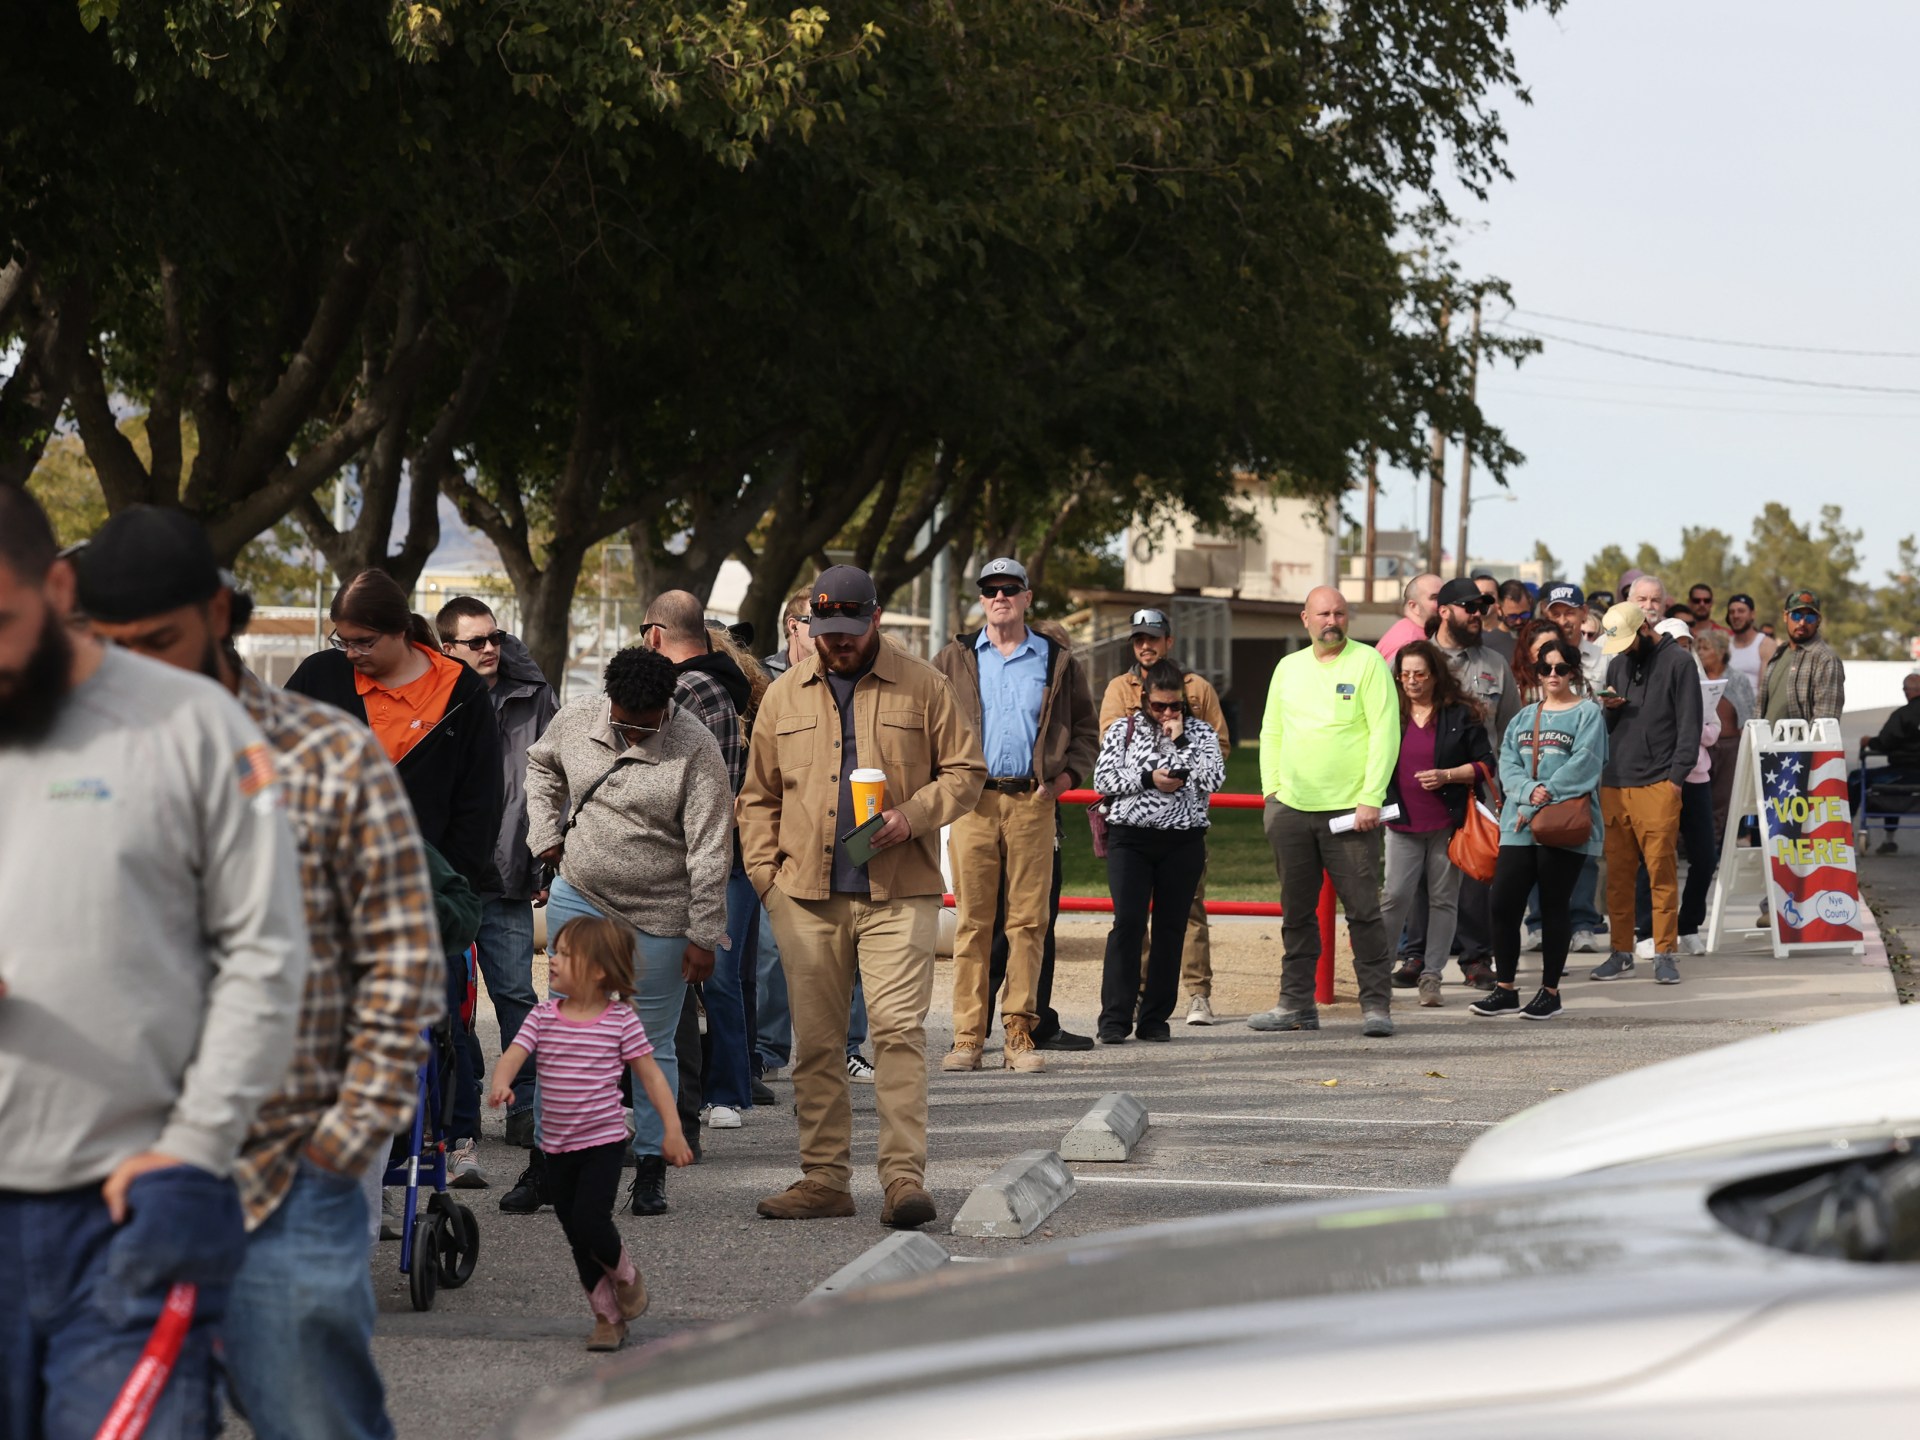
356, 643, 465, 766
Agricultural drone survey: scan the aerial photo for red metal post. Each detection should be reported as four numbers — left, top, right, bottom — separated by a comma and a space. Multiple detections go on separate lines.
1315, 873, 1338, 1004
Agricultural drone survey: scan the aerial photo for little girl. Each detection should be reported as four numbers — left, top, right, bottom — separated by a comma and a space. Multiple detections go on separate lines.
488, 915, 693, 1351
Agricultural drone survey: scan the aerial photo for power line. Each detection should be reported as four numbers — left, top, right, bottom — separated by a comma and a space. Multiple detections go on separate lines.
1511, 308, 1920, 360
1485, 386, 1920, 419
1487, 372, 1920, 400
1490, 321, 1920, 396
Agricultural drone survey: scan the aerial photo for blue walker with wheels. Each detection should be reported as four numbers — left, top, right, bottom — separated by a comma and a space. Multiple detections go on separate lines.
384, 942, 482, 1311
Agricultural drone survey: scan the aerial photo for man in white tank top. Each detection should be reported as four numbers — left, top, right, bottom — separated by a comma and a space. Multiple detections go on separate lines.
1725, 592, 1773, 690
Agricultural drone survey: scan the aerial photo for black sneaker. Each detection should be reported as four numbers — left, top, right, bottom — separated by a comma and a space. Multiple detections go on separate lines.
1098, 1027, 1130, 1045
1134, 1026, 1171, 1042
1520, 987, 1562, 1021
1468, 986, 1521, 1017
499, 1148, 548, 1213
628, 1155, 668, 1216
751, 1076, 777, 1105
1037, 1028, 1095, 1052
1391, 960, 1424, 989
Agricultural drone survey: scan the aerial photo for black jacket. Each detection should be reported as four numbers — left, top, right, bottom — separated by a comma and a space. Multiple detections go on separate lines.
285, 647, 505, 893
1871, 698, 1920, 770
1383, 701, 1495, 831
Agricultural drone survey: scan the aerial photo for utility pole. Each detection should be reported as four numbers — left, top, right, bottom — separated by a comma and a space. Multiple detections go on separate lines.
1426, 301, 1451, 576
1362, 447, 1379, 605
1454, 295, 1483, 578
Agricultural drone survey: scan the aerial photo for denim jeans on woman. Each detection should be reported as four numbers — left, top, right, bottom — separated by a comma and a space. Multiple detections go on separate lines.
699, 867, 758, 1110
543, 875, 685, 1159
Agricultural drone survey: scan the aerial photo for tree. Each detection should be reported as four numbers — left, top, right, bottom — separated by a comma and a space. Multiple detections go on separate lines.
1530, 539, 1562, 581
1584, 545, 1633, 599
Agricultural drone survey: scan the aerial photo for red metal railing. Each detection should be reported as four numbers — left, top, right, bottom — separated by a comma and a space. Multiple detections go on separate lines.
944, 789, 1341, 1005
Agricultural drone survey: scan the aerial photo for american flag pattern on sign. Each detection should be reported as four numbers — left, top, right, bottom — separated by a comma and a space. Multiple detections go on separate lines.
1761, 748, 1863, 944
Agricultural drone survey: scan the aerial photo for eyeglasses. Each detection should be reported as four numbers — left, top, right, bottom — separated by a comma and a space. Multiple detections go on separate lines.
980, 585, 1024, 600
327, 631, 382, 655
1539, 662, 1575, 677
1788, 609, 1818, 623
810, 601, 873, 621
447, 631, 507, 653
1146, 700, 1185, 715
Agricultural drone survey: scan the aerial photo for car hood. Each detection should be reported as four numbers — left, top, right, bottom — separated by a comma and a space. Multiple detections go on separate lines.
509, 1156, 1913, 1440
1452, 1003, 1920, 1186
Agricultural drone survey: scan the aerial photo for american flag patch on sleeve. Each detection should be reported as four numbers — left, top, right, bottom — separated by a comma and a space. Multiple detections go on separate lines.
236, 743, 275, 796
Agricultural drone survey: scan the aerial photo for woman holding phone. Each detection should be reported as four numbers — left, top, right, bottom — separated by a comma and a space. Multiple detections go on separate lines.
1473, 635, 1606, 1021
1093, 660, 1226, 1043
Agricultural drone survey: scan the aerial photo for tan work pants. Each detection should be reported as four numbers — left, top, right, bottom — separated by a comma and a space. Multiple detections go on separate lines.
1139, 843, 1213, 999
949, 787, 1054, 1044
1602, 783, 1683, 955
765, 890, 938, 1192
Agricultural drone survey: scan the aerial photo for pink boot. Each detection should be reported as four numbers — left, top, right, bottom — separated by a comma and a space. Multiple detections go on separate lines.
604, 1248, 649, 1320
585, 1276, 626, 1351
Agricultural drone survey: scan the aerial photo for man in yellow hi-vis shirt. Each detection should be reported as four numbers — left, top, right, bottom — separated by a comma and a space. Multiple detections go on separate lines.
1252, 587, 1400, 1038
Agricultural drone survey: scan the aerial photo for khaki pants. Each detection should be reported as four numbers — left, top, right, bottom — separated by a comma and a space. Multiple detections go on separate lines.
949, 788, 1054, 1045
1138, 845, 1214, 999
1602, 783, 1682, 955
765, 890, 938, 1192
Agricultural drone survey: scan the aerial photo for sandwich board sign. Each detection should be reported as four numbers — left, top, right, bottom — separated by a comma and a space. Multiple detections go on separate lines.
1706, 718, 1865, 957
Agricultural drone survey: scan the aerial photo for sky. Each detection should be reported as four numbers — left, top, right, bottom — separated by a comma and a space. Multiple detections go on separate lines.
1377, 0, 1920, 585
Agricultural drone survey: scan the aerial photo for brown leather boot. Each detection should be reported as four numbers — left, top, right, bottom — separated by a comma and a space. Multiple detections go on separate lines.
608, 1249, 649, 1320
586, 1320, 627, 1351
881, 1178, 936, 1230
1003, 1020, 1045, 1073
756, 1177, 856, 1219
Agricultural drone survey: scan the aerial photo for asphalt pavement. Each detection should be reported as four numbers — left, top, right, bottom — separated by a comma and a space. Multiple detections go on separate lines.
367, 875, 1906, 1439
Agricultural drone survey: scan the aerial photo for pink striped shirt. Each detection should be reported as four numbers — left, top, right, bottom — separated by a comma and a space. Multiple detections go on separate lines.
511, 999, 652, 1153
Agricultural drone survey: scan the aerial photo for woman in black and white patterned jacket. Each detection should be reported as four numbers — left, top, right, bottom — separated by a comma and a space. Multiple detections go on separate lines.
1093, 659, 1227, 1043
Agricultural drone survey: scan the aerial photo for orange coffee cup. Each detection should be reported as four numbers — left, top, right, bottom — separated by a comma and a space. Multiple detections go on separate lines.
850, 768, 887, 824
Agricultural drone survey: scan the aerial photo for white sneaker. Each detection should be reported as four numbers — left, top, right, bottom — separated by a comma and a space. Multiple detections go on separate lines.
1634, 937, 1656, 960
448, 1137, 489, 1189
1569, 930, 1601, 954
845, 1052, 876, 1084
1680, 933, 1708, 955
703, 1105, 743, 1130
1185, 995, 1215, 1026
1522, 928, 1543, 953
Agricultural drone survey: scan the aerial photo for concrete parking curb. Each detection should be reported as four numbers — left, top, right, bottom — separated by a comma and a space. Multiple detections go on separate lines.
805, 1232, 951, 1300
1059, 1092, 1150, 1162
950, 1149, 1076, 1238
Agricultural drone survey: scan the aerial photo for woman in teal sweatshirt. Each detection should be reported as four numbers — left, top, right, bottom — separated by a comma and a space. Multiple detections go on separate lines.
1473, 636, 1608, 1021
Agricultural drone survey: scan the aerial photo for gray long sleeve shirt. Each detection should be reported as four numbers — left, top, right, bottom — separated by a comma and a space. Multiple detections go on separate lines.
0, 648, 310, 1190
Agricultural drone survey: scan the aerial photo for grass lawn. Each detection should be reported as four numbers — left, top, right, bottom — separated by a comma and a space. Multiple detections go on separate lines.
1063, 745, 1279, 904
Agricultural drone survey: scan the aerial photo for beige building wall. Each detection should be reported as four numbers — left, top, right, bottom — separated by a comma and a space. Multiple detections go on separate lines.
1123, 482, 1338, 604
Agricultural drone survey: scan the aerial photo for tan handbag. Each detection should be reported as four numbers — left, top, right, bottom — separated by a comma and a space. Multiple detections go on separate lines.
1525, 705, 1592, 849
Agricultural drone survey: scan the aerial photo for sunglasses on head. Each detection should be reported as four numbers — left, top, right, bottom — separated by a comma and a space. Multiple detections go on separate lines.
447, 630, 508, 653
980, 584, 1024, 599
1539, 662, 1575, 677
811, 601, 873, 621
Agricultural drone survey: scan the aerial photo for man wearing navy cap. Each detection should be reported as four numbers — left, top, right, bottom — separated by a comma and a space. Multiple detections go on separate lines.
1541, 581, 1607, 694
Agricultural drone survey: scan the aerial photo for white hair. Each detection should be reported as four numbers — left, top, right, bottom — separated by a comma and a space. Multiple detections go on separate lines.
1628, 573, 1667, 602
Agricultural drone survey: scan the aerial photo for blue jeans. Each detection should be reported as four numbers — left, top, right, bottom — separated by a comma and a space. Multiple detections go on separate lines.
544, 876, 685, 1159
756, 902, 866, 1068
0, 1183, 230, 1439
701, 868, 757, 1110
223, 1161, 390, 1440
475, 898, 538, 1115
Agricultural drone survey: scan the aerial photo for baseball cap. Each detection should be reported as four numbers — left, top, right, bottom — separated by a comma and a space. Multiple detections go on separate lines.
1654, 618, 1692, 644
977, 557, 1029, 589
1784, 588, 1821, 615
1542, 581, 1585, 612
1436, 577, 1485, 608
806, 565, 879, 636
1726, 592, 1756, 610
1599, 600, 1647, 655
75, 506, 222, 622
1129, 607, 1171, 638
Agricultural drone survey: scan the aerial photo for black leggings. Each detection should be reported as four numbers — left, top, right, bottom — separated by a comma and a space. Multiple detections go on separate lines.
544, 1140, 627, 1291
1491, 844, 1587, 989
1100, 825, 1207, 1035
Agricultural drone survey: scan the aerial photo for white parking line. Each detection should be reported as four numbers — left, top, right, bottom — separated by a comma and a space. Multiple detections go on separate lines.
1154, 1111, 1496, 1128
1072, 1175, 1414, 1194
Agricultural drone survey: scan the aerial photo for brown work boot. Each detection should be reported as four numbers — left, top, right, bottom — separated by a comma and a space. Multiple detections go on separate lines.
586, 1320, 627, 1352
941, 1043, 983, 1072
1003, 1022, 1046, 1073
756, 1177, 856, 1219
881, 1177, 937, 1230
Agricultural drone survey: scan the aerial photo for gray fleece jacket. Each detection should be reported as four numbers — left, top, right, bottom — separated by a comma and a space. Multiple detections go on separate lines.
524, 695, 733, 951
1603, 635, 1704, 788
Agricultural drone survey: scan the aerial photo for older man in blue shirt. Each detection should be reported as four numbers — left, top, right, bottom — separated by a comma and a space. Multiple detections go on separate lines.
933, 558, 1099, 1075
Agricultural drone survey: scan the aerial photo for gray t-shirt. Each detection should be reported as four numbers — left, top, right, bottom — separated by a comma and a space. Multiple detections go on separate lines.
0, 647, 309, 1189
826, 662, 873, 894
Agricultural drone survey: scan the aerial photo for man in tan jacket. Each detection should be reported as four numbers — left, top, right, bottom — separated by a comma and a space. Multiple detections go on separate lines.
1098, 607, 1231, 1025
933, 558, 1099, 1074
739, 566, 984, 1227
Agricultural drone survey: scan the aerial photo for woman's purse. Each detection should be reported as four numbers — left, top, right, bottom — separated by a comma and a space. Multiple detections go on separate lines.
1087, 715, 1137, 860
1447, 793, 1500, 883
1525, 705, 1593, 849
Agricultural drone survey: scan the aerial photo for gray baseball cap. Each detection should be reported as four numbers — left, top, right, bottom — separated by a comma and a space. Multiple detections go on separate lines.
978, 557, 1029, 588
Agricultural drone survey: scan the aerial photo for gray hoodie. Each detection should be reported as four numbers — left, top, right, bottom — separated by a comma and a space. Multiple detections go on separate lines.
488, 636, 559, 899
1603, 635, 1704, 788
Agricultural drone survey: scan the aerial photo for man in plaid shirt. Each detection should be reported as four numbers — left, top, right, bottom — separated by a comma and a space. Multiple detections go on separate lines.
80, 511, 442, 1440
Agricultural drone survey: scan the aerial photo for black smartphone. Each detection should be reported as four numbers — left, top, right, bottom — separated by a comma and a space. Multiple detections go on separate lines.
1167, 767, 1191, 782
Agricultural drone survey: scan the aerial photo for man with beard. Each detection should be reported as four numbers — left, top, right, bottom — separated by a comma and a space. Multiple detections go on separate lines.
0, 490, 308, 1437
1250, 587, 1399, 1037
1761, 588, 1846, 726
78, 507, 441, 1440
1590, 597, 1702, 986
1376, 573, 1442, 661
738, 566, 984, 1226
1724, 592, 1775, 693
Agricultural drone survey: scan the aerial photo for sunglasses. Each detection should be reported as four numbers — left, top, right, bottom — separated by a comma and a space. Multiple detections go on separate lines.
1788, 608, 1818, 623
609, 718, 663, 742
1398, 669, 1431, 682
1452, 599, 1491, 615
1689, 595, 1713, 606
327, 631, 383, 655
447, 630, 508, 653
810, 601, 873, 621
1146, 700, 1185, 715
980, 584, 1025, 600
1539, 662, 1575, 677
